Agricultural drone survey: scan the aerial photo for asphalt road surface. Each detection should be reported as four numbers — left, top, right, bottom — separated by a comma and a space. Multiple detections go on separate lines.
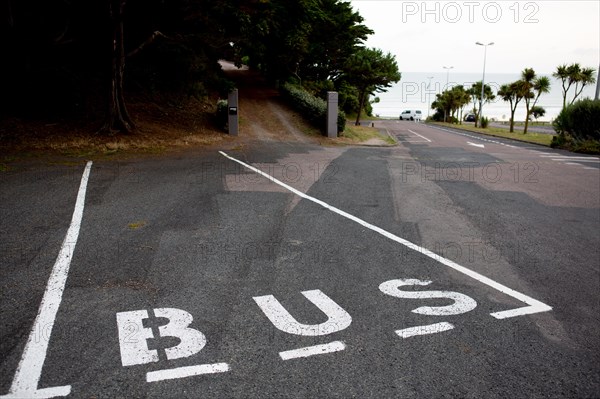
1, 121, 599, 398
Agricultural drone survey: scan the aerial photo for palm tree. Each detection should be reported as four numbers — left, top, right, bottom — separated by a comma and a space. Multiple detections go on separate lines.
432, 91, 452, 122
434, 86, 471, 123
454, 86, 471, 123
522, 68, 551, 134
553, 63, 597, 109
498, 81, 527, 133
570, 67, 597, 106
470, 81, 496, 127
552, 64, 573, 110
531, 106, 546, 121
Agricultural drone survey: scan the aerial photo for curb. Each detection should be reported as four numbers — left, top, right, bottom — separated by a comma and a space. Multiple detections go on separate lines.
427, 123, 552, 148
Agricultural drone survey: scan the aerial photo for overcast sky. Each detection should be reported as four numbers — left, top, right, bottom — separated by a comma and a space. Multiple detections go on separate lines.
350, 0, 600, 74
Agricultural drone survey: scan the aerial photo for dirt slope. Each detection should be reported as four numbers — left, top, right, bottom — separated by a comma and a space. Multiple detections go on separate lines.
0, 64, 325, 163
220, 62, 321, 144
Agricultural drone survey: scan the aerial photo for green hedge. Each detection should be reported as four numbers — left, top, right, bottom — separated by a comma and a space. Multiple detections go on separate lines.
553, 99, 600, 142
280, 83, 346, 134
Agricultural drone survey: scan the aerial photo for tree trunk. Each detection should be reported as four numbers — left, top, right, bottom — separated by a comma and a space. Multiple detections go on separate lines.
523, 106, 530, 135
571, 83, 586, 106
355, 89, 366, 126
99, 0, 134, 134
509, 108, 516, 133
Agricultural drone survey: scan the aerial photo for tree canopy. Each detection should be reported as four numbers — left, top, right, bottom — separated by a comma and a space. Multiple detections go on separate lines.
469, 81, 496, 127
553, 63, 597, 109
431, 85, 471, 123
2, 0, 393, 134
498, 81, 528, 132
342, 47, 401, 125
521, 68, 551, 134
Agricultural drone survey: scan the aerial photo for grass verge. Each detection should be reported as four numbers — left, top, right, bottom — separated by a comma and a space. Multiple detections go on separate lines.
338, 124, 396, 145
430, 122, 554, 146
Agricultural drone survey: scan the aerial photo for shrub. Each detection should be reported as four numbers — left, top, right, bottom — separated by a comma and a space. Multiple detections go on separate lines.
552, 108, 569, 135
280, 83, 346, 134
215, 99, 228, 130
573, 139, 600, 154
551, 133, 600, 154
550, 133, 568, 148
480, 116, 489, 128
553, 99, 600, 142
431, 110, 444, 122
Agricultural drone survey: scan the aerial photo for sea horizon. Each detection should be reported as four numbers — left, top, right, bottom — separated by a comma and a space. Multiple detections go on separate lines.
373, 71, 598, 122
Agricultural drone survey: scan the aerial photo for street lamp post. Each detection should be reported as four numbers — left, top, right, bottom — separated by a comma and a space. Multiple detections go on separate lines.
595, 62, 600, 101
443, 66, 453, 122
427, 76, 434, 118
443, 66, 454, 91
476, 42, 494, 127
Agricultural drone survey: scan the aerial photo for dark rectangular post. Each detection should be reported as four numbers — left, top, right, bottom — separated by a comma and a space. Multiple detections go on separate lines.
327, 91, 339, 138
228, 89, 239, 136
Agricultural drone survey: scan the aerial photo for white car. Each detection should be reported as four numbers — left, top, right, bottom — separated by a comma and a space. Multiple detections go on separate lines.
399, 110, 422, 121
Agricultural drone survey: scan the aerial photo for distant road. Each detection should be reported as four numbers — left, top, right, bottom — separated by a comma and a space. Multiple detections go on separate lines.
488, 121, 555, 134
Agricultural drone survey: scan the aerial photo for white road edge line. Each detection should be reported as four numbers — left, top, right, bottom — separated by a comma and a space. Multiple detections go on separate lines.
146, 363, 230, 383
407, 129, 432, 142
219, 151, 552, 320
426, 124, 511, 146
396, 322, 455, 339
2, 161, 93, 399
552, 159, 600, 163
279, 341, 346, 360
540, 155, 600, 160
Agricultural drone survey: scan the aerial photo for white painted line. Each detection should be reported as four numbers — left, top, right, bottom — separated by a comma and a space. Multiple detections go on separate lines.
564, 162, 582, 166
552, 159, 600, 163
583, 167, 598, 170
541, 155, 600, 160
467, 142, 485, 149
407, 129, 432, 142
2, 162, 92, 399
219, 151, 552, 320
146, 363, 230, 383
279, 341, 346, 360
426, 124, 526, 149
396, 322, 455, 339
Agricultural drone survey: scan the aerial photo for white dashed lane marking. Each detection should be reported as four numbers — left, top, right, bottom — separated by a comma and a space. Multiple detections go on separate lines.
427, 124, 598, 171
533, 154, 600, 170
426, 125, 517, 148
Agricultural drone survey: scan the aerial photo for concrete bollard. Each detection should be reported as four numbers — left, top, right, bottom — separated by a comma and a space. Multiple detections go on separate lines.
326, 91, 339, 138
